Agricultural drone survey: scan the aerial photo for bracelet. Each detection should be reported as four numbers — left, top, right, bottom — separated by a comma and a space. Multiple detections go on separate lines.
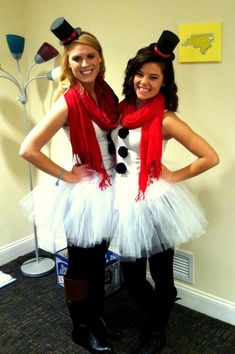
55, 169, 65, 186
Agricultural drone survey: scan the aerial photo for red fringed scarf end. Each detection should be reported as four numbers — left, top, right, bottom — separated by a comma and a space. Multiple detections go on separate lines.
99, 170, 112, 190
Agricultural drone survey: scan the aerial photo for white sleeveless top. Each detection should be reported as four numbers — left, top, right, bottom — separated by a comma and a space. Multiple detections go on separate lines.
63, 121, 115, 172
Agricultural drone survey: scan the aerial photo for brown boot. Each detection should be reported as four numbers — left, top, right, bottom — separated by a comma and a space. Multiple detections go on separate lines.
64, 277, 112, 353
71, 320, 112, 353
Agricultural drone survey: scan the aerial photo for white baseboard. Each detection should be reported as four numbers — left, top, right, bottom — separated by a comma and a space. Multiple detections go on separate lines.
0, 235, 35, 266
147, 272, 235, 326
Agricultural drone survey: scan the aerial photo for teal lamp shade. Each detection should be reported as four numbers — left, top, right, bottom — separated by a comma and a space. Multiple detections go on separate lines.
6, 34, 25, 59
34, 42, 59, 64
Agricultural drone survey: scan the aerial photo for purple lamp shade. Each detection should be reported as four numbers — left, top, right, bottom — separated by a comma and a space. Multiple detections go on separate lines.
6, 34, 25, 59
34, 42, 59, 64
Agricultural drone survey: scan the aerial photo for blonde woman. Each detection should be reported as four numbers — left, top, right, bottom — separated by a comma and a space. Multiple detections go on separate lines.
20, 17, 120, 353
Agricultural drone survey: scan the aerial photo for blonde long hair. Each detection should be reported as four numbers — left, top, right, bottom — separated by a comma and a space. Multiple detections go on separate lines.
55, 31, 105, 99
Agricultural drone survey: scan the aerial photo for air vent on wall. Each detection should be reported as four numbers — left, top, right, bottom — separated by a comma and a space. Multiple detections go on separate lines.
173, 249, 194, 284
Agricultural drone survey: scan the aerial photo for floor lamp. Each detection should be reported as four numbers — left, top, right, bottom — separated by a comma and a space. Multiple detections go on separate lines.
0, 34, 59, 277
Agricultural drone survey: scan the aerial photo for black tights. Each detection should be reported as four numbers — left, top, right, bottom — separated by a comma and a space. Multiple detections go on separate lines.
121, 248, 177, 332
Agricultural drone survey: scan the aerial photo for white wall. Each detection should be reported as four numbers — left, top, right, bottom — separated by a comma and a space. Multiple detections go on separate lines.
1, 0, 235, 309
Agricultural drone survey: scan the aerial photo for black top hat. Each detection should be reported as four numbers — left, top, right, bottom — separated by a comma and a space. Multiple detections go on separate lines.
149, 30, 180, 61
50, 17, 81, 46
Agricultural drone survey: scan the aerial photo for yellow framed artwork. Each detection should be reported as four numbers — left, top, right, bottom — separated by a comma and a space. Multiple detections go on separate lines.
178, 22, 222, 63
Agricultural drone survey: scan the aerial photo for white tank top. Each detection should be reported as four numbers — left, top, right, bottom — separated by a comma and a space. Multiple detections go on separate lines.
63, 121, 114, 171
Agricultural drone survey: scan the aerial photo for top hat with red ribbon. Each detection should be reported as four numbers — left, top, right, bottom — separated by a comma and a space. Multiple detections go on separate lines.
149, 30, 180, 61
50, 17, 81, 46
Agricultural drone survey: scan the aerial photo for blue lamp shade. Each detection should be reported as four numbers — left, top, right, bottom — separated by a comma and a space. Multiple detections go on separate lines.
34, 42, 59, 64
6, 34, 25, 59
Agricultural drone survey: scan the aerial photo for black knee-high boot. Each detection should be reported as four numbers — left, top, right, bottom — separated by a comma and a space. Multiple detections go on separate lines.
148, 249, 178, 333
133, 249, 179, 354
64, 277, 112, 353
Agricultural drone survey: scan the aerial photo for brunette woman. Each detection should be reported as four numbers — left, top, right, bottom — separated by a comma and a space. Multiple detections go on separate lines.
111, 30, 219, 353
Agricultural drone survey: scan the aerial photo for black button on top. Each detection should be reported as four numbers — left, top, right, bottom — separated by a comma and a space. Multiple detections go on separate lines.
118, 146, 128, 158
115, 162, 127, 174
118, 127, 129, 139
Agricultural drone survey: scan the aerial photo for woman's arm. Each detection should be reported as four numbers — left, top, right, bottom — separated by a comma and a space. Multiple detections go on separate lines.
19, 95, 87, 184
161, 112, 219, 182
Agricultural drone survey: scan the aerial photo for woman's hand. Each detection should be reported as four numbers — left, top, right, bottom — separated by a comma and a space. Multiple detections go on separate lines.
63, 164, 90, 183
161, 164, 174, 182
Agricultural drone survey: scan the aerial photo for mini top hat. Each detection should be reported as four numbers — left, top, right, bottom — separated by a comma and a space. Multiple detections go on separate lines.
149, 30, 180, 61
50, 17, 81, 46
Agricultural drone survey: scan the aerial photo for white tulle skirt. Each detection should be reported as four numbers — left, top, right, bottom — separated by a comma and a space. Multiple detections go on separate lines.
20, 169, 207, 259
20, 172, 115, 253
110, 175, 208, 260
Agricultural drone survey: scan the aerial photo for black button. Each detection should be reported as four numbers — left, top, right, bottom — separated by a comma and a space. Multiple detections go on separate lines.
118, 127, 129, 139
118, 146, 128, 158
115, 162, 127, 174
107, 131, 115, 154
108, 142, 115, 154
107, 131, 112, 141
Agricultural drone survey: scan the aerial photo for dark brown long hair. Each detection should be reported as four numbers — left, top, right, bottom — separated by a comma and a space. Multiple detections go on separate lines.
123, 46, 178, 112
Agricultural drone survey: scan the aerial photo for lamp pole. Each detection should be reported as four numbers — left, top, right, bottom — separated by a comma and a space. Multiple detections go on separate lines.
0, 35, 59, 277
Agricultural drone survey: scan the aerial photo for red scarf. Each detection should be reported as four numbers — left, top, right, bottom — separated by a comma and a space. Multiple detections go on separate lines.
120, 93, 165, 200
64, 78, 119, 189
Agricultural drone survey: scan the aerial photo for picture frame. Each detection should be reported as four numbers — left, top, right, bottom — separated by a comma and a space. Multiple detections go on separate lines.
178, 22, 222, 63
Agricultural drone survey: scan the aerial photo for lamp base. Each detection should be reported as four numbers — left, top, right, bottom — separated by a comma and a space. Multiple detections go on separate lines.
21, 257, 55, 277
